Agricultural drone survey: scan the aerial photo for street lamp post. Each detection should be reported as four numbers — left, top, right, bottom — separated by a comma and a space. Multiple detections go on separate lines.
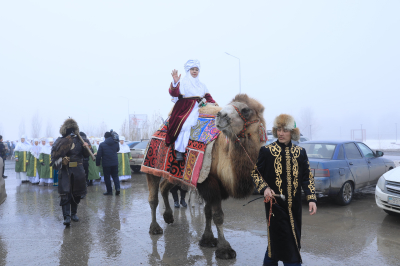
225, 52, 241, 94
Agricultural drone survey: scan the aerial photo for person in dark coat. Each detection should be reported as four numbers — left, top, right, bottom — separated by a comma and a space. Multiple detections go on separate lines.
51, 118, 91, 226
0, 136, 7, 178
252, 114, 317, 266
79, 132, 92, 187
96, 132, 120, 195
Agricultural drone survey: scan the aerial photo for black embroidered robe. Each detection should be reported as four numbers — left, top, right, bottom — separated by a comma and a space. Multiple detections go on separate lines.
252, 141, 316, 263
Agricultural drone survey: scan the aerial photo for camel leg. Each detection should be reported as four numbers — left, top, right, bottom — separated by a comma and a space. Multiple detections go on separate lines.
147, 174, 163, 235
160, 179, 175, 224
199, 201, 218, 247
212, 201, 237, 260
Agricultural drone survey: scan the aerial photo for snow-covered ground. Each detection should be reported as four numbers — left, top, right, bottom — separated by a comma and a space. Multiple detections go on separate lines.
365, 139, 400, 150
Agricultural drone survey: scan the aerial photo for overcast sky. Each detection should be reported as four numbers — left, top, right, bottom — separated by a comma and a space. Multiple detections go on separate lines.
1, 0, 399, 141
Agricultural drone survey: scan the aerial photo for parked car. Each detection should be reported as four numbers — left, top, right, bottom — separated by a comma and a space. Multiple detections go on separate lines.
130, 140, 149, 173
126, 141, 140, 149
376, 167, 400, 216
266, 131, 308, 145
299, 140, 395, 205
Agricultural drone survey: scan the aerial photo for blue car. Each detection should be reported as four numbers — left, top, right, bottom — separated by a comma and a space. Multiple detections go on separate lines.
299, 140, 396, 205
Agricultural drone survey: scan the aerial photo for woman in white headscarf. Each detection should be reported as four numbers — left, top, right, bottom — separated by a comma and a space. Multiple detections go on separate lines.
166, 59, 217, 161
118, 136, 132, 182
27, 138, 41, 184
39, 138, 54, 186
14, 135, 32, 182
87, 138, 100, 185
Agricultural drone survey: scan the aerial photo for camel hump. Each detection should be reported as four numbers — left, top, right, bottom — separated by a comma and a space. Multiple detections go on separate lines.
199, 104, 222, 116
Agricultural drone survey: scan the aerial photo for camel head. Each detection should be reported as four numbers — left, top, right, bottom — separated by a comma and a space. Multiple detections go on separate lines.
216, 94, 265, 141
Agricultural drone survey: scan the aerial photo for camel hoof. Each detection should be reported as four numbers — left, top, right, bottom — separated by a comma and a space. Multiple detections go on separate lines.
149, 222, 163, 235
215, 246, 237, 260
199, 235, 218, 247
163, 210, 174, 224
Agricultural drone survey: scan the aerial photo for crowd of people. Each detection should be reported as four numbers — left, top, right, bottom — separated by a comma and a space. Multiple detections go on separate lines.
1, 133, 133, 188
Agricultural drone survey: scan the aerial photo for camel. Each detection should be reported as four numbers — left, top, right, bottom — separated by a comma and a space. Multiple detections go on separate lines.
146, 94, 266, 259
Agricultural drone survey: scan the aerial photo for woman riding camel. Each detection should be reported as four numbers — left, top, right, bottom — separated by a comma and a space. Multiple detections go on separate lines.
166, 59, 217, 161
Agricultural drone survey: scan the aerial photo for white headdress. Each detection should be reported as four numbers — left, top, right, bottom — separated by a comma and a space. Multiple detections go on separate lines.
41, 138, 53, 155
118, 136, 130, 153
15, 136, 31, 152
172, 59, 209, 103
30, 138, 42, 159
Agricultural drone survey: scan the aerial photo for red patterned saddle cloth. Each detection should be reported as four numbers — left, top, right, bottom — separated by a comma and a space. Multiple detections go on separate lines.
140, 114, 220, 188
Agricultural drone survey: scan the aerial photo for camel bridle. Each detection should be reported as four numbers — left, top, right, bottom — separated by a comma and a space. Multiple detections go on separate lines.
231, 105, 259, 141
229, 105, 278, 226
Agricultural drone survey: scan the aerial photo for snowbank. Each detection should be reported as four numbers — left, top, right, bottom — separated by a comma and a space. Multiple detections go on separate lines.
365, 140, 400, 150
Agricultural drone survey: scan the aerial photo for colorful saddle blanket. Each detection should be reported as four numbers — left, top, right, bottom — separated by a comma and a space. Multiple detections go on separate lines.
141, 114, 220, 187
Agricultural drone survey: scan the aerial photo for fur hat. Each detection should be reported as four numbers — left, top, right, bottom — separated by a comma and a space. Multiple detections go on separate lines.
60, 118, 80, 137
272, 114, 300, 141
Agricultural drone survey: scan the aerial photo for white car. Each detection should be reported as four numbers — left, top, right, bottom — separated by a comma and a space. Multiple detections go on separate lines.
376, 167, 400, 215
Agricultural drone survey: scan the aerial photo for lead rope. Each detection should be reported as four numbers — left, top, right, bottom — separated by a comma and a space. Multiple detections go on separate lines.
229, 125, 277, 226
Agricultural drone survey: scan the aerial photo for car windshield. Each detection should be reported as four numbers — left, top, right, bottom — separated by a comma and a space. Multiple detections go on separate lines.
128, 142, 139, 148
300, 143, 337, 159
133, 140, 149, 150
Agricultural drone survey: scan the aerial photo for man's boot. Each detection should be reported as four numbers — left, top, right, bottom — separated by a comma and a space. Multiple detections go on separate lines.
62, 204, 71, 226
71, 202, 79, 222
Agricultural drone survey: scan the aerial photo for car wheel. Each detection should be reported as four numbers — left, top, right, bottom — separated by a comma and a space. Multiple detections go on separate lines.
384, 209, 400, 216
336, 181, 353, 206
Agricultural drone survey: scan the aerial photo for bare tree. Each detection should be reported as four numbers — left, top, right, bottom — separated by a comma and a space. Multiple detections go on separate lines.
146, 111, 164, 137
31, 111, 42, 138
46, 119, 54, 138
120, 119, 129, 140
19, 118, 26, 137
96, 121, 108, 138
81, 123, 96, 137
299, 108, 320, 140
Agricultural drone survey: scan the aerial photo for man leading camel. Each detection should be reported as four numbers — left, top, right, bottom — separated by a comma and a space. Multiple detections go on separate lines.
252, 114, 317, 266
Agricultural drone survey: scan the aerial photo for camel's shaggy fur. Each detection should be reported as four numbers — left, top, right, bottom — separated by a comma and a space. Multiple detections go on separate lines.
146, 93, 265, 260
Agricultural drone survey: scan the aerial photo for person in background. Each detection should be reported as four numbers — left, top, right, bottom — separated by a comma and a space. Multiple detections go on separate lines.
14, 135, 31, 182
117, 136, 132, 182
96, 132, 120, 196
8, 141, 15, 160
39, 138, 54, 186
79, 132, 92, 187
87, 138, 100, 185
96, 138, 105, 182
4, 140, 10, 160
27, 138, 41, 184
0, 136, 7, 178
170, 185, 188, 208
51, 118, 91, 226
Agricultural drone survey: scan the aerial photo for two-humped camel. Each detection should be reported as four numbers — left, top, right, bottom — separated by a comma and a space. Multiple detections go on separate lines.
146, 94, 266, 259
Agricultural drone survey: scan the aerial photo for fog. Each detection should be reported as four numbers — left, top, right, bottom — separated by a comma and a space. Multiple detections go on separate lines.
0, 1, 399, 141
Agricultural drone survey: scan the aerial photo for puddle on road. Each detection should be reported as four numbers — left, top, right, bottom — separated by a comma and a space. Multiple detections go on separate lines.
1, 160, 400, 265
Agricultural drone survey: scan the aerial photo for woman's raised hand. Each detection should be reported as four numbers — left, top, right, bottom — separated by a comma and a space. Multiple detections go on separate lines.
171, 69, 181, 84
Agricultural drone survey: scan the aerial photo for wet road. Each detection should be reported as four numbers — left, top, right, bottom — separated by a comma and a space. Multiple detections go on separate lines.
1, 160, 400, 266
